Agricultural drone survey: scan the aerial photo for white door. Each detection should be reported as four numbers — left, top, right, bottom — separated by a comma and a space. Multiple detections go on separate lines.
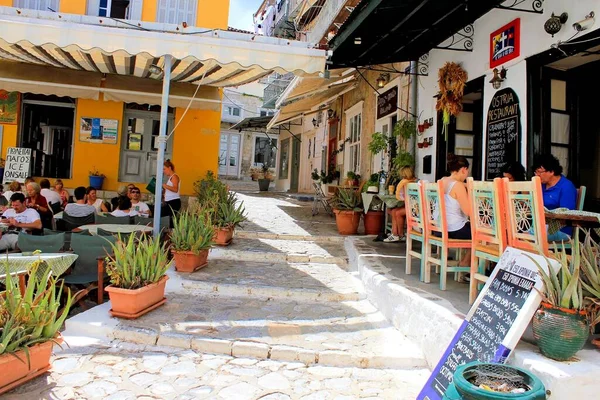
218, 132, 241, 177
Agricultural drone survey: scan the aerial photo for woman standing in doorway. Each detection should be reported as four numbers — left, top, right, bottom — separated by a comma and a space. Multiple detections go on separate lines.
161, 160, 181, 218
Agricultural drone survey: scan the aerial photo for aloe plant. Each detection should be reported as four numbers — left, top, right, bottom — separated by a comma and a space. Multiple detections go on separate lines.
215, 192, 247, 229
331, 188, 362, 211
171, 210, 215, 254
106, 234, 170, 290
578, 230, 600, 327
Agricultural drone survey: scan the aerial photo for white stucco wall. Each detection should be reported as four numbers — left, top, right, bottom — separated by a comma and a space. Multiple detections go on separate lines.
416, 0, 600, 182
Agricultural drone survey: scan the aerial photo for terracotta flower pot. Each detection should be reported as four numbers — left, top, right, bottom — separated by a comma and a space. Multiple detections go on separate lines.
363, 210, 384, 235
0, 340, 54, 395
106, 275, 168, 319
214, 226, 234, 246
172, 250, 209, 272
334, 209, 361, 235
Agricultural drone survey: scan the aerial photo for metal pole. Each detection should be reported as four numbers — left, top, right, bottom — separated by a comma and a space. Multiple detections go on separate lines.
153, 55, 172, 238
409, 60, 419, 169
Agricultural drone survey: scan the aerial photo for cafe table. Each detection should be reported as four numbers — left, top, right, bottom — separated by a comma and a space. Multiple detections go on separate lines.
0, 253, 78, 282
544, 208, 600, 235
77, 224, 153, 236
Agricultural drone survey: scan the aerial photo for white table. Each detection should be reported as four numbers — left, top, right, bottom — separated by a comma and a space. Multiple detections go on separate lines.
77, 224, 153, 236
0, 253, 78, 281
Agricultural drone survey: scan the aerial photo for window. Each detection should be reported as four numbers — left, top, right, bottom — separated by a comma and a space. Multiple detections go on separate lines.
259, 109, 275, 117
14, 0, 59, 11
225, 106, 241, 117
88, 0, 136, 19
348, 113, 361, 173
157, 0, 197, 25
254, 136, 277, 168
279, 138, 290, 179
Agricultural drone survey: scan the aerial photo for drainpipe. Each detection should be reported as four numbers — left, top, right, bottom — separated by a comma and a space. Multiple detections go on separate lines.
409, 60, 419, 169
153, 54, 172, 238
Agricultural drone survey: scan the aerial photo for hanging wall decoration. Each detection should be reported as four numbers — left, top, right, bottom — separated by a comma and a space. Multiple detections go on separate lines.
435, 62, 468, 140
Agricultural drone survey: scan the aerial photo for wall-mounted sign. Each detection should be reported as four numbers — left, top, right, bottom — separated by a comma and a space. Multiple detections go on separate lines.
0, 90, 20, 125
485, 88, 521, 180
377, 86, 398, 120
80, 117, 118, 144
490, 18, 520, 68
417, 247, 555, 400
3, 147, 31, 184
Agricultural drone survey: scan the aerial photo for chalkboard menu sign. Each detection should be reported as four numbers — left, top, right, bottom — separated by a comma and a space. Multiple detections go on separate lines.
485, 88, 521, 180
377, 86, 398, 120
417, 247, 556, 400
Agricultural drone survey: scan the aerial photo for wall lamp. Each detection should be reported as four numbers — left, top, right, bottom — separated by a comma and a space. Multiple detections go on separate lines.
312, 117, 320, 128
489, 67, 507, 90
376, 73, 390, 88
544, 12, 568, 37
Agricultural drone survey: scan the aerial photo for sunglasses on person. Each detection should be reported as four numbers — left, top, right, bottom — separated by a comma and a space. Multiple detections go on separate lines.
131, 190, 141, 194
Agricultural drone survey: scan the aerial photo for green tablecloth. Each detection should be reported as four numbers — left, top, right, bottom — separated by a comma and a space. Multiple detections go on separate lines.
0, 253, 78, 282
361, 193, 403, 214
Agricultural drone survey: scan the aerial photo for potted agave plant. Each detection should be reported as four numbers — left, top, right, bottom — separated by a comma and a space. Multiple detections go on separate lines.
331, 188, 363, 235
0, 260, 73, 395
171, 209, 215, 272
105, 234, 170, 319
214, 192, 247, 246
258, 163, 272, 191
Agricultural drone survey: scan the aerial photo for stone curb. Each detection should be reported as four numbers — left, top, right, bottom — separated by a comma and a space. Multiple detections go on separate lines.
209, 247, 348, 266
235, 231, 345, 243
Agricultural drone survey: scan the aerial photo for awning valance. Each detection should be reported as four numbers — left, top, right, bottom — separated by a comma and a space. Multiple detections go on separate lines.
230, 116, 274, 132
0, 7, 326, 87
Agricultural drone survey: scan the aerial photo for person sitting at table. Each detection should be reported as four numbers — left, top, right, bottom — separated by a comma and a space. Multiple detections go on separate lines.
54, 179, 69, 208
0, 193, 42, 251
40, 178, 62, 212
25, 182, 52, 230
533, 154, 577, 242
3, 181, 22, 202
501, 162, 527, 182
111, 196, 138, 217
111, 185, 128, 212
129, 186, 151, 216
65, 186, 96, 218
127, 183, 136, 199
86, 186, 109, 214
384, 166, 417, 243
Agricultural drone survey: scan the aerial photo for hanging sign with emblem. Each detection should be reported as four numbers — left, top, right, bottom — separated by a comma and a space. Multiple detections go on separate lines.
490, 19, 521, 68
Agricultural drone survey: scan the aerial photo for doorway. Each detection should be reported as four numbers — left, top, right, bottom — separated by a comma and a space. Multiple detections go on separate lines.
218, 132, 241, 177
119, 110, 174, 183
290, 137, 301, 192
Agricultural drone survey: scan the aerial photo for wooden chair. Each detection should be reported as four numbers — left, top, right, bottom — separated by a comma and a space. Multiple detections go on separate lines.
405, 182, 427, 281
467, 178, 507, 304
502, 176, 549, 256
577, 186, 586, 211
422, 180, 471, 290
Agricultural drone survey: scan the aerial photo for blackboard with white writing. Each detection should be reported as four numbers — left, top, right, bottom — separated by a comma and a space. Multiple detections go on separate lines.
485, 88, 521, 180
418, 247, 552, 400
377, 86, 398, 120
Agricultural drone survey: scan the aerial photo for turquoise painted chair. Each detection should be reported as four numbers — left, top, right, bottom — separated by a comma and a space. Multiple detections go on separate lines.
405, 182, 427, 281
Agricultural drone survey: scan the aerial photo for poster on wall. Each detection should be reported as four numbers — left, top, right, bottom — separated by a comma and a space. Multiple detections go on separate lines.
490, 18, 520, 68
377, 86, 398, 120
3, 147, 32, 184
485, 88, 521, 180
0, 90, 20, 125
80, 117, 118, 144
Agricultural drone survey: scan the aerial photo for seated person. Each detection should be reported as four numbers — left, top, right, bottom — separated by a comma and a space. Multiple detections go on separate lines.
3, 181, 22, 202
111, 196, 138, 217
64, 186, 96, 218
54, 179, 69, 208
384, 166, 417, 242
501, 162, 526, 182
533, 154, 577, 242
40, 178, 62, 210
0, 193, 42, 251
86, 186, 109, 214
25, 182, 52, 230
129, 186, 151, 216
111, 185, 128, 211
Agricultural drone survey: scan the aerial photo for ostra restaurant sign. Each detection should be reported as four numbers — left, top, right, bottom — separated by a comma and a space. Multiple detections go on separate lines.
490, 18, 520, 68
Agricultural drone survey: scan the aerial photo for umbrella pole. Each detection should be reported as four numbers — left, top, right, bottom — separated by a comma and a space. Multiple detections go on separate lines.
153, 55, 172, 238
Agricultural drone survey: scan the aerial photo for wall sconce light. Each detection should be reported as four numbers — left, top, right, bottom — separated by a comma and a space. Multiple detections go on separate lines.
544, 12, 568, 37
354, 37, 361, 45
376, 73, 390, 89
312, 117, 319, 128
489, 67, 507, 90
327, 109, 335, 119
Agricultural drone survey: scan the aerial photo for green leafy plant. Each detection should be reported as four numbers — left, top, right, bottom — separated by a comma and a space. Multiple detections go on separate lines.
578, 230, 600, 328
368, 132, 388, 155
89, 167, 105, 177
311, 169, 320, 181
346, 171, 356, 180
171, 209, 215, 254
393, 151, 415, 168
393, 118, 417, 141
330, 188, 362, 211
215, 192, 247, 229
312, 169, 339, 184
106, 234, 170, 290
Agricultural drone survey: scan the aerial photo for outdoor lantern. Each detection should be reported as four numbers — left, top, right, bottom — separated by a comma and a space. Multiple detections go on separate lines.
544, 12, 568, 37
489, 67, 507, 90
376, 73, 390, 88
327, 109, 335, 119
312, 117, 319, 128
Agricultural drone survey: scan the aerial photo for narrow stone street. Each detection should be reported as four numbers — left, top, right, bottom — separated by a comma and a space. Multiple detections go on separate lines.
5, 192, 430, 399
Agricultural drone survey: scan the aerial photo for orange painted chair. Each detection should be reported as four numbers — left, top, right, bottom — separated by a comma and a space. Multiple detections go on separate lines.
502, 176, 549, 257
422, 180, 471, 290
405, 182, 427, 281
467, 178, 507, 304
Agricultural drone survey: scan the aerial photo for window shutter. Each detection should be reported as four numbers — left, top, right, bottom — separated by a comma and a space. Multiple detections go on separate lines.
157, 0, 168, 23
185, 0, 196, 26
167, 0, 177, 24
48, 0, 59, 11
87, 0, 100, 16
128, 0, 143, 20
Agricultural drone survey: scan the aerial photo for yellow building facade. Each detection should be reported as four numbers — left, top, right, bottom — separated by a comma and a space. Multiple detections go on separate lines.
0, 0, 230, 195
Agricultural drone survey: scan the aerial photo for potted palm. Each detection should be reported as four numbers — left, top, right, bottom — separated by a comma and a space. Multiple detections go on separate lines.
105, 234, 170, 319
0, 259, 73, 395
331, 188, 363, 235
258, 163, 272, 191
214, 192, 247, 246
171, 209, 214, 272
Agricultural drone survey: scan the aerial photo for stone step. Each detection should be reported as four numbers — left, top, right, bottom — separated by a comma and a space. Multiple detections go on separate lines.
235, 230, 345, 244
175, 260, 365, 302
210, 237, 348, 265
67, 296, 426, 370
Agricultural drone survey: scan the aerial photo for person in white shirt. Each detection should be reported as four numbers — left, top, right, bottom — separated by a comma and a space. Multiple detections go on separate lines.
111, 196, 138, 217
40, 178, 62, 210
3, 181, 22, 203
64, 187, 96, 218
129, 186, 150, 216
0, 193, 42, 251
86, 187, 109, 214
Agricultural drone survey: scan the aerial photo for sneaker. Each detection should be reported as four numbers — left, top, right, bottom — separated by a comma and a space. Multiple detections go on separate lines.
458, 273, 471, 283
398, 235, 406, 242
383, 234, 400, 243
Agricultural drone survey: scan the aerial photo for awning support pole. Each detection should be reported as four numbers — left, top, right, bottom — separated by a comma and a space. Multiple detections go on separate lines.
153, 54, 172, 238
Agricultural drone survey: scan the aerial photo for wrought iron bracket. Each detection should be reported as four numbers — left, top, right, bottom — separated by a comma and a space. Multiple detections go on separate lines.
418, 53, 429, 76
496, 0, 544, 14
433, 25, 474, 52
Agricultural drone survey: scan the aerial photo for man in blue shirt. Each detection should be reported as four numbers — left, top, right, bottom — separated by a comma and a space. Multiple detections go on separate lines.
533, 154, 577, 241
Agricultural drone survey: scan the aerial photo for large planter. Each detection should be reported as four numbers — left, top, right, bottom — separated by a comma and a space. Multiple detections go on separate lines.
0, 340, 54, 395
334, 209, 361, 235
258, 179, 271, 191
89, 175, 105, 190
106, 275, 168, 319
172, 250, 208, 272
532, 302, 589, 361
363, 210, 384, 235
214, 226, 234, 246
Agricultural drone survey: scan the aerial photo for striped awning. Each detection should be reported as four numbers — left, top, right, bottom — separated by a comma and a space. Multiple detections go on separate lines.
0, 7, 326, 88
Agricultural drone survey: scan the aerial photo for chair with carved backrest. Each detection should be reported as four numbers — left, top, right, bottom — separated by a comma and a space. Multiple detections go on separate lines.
502, 176, 549, 257
405, 182, 428, 281
467, 178, 507, 304
422, 180, 471, 290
